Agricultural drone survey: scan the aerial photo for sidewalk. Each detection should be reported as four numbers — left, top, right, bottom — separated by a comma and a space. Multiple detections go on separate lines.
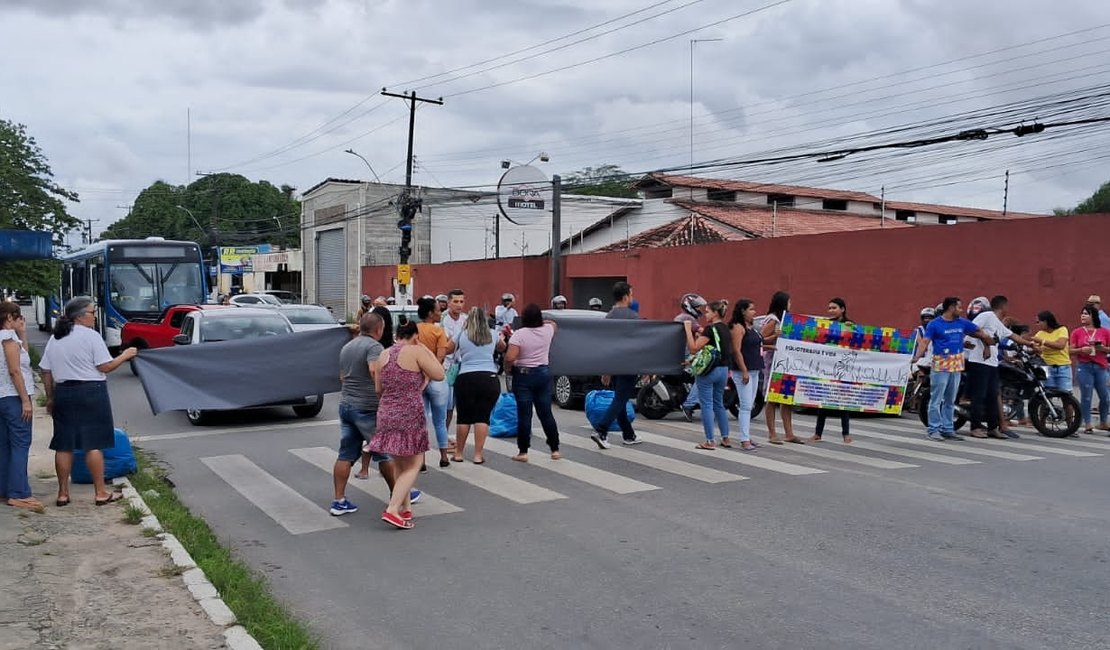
0, 412, 227, 650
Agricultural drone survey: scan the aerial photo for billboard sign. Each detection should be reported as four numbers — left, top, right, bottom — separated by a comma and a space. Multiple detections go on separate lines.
219, 245, 272, 273
497, 165, 551, 226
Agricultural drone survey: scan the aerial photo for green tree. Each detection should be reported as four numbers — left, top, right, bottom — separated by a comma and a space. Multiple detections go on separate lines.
562, 164, 638, 198
1069, 180, 1110, 215
0, 119, 81, 295
102, 173, 301, 249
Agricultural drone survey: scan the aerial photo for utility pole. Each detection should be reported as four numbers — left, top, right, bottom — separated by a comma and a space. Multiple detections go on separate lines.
880, 186, 886, 229
494, 213, 501, 259
550, 174, 562, 299
690, 38, 723, 175
380, 88, 443, 299
1002, 169, 1010, 216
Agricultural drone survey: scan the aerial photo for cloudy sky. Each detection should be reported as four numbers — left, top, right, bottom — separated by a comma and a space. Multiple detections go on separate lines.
4, 0, 1110, 240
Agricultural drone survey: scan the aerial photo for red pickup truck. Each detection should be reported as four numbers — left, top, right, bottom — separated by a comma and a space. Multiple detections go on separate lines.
122, 304, 234, 355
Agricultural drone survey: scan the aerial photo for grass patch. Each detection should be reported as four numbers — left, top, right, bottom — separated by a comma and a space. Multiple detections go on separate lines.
122, 504, 145, 525
159, 564, 187, 578
141, 527, 160, 538
128, 448, 318, 650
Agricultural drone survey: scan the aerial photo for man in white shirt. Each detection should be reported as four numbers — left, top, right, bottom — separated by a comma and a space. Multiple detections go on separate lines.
494, 293, 518, 329
965, 295, 1031, 439
440, 288, 468, 429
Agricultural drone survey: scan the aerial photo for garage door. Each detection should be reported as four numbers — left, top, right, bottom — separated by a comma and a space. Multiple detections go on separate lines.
316, 228, 346, 317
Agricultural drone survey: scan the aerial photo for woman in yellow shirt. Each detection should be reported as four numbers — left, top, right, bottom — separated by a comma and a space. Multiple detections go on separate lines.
1032, 310, 1072, 392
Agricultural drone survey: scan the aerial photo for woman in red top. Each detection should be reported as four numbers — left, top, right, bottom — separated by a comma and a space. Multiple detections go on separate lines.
1070, 304, 1110, 434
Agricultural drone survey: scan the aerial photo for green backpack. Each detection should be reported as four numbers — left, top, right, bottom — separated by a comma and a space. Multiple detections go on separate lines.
687, 325, 722, 376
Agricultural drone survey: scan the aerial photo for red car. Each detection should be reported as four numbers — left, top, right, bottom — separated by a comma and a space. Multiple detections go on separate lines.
121, 305, 231, 373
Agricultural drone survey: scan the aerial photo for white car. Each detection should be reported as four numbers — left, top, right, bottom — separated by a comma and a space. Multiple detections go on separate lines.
277, 305, 344, 332
172, 308, 325, 425
228, 293, 282, 308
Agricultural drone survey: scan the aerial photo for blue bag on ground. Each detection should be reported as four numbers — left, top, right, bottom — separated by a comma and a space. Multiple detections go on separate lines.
72, 429, 137, 484
585, 389, 636, 432
488, 393, 518, 438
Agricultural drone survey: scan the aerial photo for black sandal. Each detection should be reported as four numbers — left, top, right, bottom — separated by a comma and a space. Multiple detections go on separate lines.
94, 492, 124, 506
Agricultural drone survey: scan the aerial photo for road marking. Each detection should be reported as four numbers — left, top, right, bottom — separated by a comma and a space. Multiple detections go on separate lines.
985, 440, 1100, 457
847, 419, 1097, 456
132, 419, 338, 442
200, 454, 346, 535
845, 428, 1043, 461
633, 431, 826, 476
483, 438, 659, 494
288, 447, 463, 516
434, 459, 568, 504
843, 440, 980, 465
767, 441, 918, 469
559, 432, 745, 483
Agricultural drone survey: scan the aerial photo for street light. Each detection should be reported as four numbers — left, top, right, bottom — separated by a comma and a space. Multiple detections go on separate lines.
174, 205, 206, 239
690, 37, 723, 173
501, 152, 550, 169
344, 148, 382, 183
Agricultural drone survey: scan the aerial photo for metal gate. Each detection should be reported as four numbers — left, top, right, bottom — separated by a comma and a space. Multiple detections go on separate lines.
315, 228, 346, 318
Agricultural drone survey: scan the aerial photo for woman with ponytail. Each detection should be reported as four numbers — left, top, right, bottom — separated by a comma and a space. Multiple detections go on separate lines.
39, 297, 137, 507
683, 299, 734, 449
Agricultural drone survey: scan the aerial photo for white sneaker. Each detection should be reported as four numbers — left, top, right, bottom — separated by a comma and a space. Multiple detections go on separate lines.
622, 437, 643, 445
590, 432, 611, 449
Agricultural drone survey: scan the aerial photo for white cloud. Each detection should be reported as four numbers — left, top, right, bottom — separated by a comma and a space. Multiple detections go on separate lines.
2, 0, 1109, 234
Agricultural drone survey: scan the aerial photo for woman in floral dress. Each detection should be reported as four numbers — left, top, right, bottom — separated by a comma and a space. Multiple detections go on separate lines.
369, 321, 445, 529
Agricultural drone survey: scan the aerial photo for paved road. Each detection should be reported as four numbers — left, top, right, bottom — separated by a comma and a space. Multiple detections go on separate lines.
98, 365, 1110, 650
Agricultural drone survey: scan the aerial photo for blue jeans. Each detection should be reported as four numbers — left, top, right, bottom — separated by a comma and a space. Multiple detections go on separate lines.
337, 403, 388, 463
696, 366, 730, 443
512, 366, 560, 454
0, 396, 33, 499
1076, 362, 1109, 426
1044, 364, 1073, 393
422, 379, 449, 450
596, 375, 637, 440
927, 370, 961, 434
735, 369, 760, 443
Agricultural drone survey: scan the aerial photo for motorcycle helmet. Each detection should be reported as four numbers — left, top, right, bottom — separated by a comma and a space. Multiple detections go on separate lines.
919, 306, 935, 319
435, 294, 448, 303
501, 293, 515, 302
360, 294, 371, 305
968, 296, 989, 319
551, 295, 567, 308
588, 297, 603, 309
680, 293, 708, 319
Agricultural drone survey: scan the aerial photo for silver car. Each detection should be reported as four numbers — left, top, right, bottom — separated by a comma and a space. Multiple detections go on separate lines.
172, 308, 325, 425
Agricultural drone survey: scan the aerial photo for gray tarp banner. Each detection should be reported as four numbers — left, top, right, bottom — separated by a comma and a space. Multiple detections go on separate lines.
545, 316, 687, 376
133, 328, 352, 415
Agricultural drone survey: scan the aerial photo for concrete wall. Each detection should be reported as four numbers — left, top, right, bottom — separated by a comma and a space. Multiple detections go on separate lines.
363, 214, 1106, 331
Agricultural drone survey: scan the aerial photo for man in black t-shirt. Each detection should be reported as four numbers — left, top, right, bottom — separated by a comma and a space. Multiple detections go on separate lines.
590, 281, 642, 449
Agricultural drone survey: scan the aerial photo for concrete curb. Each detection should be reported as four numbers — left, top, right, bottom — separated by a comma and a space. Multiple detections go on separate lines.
115, 477, 264, 650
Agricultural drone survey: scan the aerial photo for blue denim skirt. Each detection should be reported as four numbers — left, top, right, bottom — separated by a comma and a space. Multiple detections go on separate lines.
50, 381, 115, 452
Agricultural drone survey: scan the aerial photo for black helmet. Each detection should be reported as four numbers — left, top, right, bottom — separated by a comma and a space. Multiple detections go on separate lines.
680, 293, 707, 319
360, 294, 371, 305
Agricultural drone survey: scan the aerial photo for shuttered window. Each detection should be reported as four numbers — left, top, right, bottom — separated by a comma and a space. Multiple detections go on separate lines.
316, 228, 346, 317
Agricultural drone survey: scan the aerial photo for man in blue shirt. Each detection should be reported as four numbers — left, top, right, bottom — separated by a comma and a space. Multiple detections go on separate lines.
912, 296, 995, 441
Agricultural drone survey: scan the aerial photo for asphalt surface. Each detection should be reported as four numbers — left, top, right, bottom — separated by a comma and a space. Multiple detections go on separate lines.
90, 357, 1110, 650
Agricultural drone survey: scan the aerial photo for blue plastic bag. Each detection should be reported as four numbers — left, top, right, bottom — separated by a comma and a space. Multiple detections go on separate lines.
585, 389, 636, 432
488, 393, 518, 438
72, 429, 138, 484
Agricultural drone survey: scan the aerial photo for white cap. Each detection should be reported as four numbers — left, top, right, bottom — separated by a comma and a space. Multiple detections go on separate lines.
501, 293, 514, 301
588, 297, 603, 307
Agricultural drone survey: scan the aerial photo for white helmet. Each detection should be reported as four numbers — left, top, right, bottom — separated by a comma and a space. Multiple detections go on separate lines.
435, 294, 448, 303
501, 293, 515, 302
919, 307, 935, 318
588, 297, 603, 308
680, 293, 708, 319
551, 295, 567, 307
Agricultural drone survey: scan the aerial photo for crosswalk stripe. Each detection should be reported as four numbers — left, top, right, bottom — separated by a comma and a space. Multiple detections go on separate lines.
844, 440, 980, 465
483, 438, 659, 494
132, 419, 339, 442
434, 459, 568, 504
1015, 435, 1110, 450
988, 440, 1100, 457
200, 454, 346, 535
632, 431, 826, 476
288, 447, 463, 516
845, 429, 1043, 461
765, 440, 918, 469
559, 432, 746, 483
857, 418, 1104, 455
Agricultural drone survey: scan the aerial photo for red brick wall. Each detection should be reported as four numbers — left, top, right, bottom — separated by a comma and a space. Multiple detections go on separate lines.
364, 214, 1104, 330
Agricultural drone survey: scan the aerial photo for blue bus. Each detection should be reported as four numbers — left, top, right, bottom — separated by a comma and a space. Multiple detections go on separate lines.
51, 237, 208, 350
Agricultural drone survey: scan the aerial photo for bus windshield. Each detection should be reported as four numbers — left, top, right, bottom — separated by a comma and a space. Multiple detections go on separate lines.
109, 261, 205, 314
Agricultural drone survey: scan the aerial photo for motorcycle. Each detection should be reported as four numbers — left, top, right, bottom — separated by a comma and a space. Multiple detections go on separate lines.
999, 348, 1081, 437
636, 372, 762, 421
914, 349, 1080, 437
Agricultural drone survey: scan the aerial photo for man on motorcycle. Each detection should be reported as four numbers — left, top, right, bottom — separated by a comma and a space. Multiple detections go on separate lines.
551, 295, 568, 310
913, 307, 935, 374
675, 293, 708, 421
